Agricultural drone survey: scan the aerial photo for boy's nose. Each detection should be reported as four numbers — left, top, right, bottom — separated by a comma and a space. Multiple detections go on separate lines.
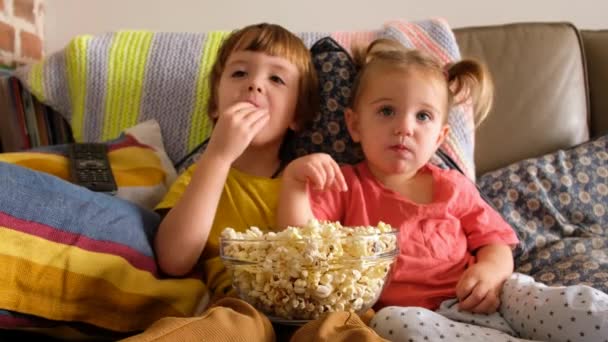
248, 85, 262, 93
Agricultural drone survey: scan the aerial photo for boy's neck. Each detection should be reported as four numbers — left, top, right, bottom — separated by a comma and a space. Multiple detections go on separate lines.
232, 144, 282, 178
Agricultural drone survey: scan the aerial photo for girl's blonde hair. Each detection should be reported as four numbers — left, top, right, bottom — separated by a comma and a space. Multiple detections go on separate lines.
207, 23, 319, 129
350, 38, 493, 126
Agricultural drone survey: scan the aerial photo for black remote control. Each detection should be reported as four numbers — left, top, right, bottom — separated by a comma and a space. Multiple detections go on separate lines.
68, 143, 118, 194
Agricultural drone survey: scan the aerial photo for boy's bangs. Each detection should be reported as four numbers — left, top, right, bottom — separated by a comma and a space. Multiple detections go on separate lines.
232, 28, 305, 68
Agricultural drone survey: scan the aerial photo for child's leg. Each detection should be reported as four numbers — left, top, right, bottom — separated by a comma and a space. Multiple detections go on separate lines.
120, 298, 274, 342
290, 310, 387, 342
371, 306, 534, 341
435, 299, 517, 335
500, 272, 608, 342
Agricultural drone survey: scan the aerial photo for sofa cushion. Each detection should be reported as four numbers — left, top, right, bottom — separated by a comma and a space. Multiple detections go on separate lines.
477, 133, 608, 292
0, 120, 177, 210
455, 23, 589, 175
582, 29, 608, 138
0, 161, 206, 334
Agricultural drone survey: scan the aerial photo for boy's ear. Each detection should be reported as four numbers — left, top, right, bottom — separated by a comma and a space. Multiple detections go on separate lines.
289, 120, 299, 131
345, 108, 361, 142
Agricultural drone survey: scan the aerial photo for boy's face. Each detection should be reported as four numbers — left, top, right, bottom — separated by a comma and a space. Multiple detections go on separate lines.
346, 67, 449, 178
215, 50, 300, 147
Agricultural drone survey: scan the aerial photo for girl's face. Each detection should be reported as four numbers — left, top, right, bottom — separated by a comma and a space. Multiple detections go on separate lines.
346, 66, 450, 179
216, 50, 300, 147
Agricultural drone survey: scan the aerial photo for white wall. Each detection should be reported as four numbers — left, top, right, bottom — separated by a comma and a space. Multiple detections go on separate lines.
45, 0, 607, 53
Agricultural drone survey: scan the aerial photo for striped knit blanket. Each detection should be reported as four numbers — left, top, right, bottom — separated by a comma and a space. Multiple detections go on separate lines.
15, 18, 476, 178
1, 18, 478, 335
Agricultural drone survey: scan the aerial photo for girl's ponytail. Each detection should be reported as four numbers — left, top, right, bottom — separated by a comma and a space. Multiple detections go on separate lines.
446, 60, 494, 126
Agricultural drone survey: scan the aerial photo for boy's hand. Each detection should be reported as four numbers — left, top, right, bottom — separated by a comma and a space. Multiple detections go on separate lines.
206, 102, 269, 163
455, 261, 506, 314
284, 153, 348, 192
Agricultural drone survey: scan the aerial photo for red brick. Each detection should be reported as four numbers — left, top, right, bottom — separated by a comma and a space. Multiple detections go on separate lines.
0, 21, 15, 52
14, 0, 35, 24
20, 30, 42, 59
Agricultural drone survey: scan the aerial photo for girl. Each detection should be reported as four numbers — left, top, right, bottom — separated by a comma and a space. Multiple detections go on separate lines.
277, 39, 608, 341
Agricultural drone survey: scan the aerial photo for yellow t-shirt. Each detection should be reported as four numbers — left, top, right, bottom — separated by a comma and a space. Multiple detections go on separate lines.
156, 164, 280, 298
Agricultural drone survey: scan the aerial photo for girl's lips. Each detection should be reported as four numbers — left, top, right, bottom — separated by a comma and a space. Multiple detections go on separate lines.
389, 145, 413, 157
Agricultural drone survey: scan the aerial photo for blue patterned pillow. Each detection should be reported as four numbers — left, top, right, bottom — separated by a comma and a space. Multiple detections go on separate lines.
285, 37, 363, 164
477, 134, 608, 291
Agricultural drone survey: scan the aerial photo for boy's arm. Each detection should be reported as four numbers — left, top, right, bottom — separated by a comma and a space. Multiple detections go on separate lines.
154, 152, 231, 276
155, 102, 269, 276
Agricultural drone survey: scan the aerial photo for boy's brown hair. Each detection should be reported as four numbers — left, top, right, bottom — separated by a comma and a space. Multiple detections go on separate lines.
351, 38, 494, 126
207, 23, 319, 130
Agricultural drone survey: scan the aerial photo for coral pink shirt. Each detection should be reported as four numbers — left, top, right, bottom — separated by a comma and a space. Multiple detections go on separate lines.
310, 162, 519, 310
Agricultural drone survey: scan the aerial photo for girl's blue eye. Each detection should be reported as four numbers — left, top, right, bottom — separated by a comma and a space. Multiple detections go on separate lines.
416, 111, 432, 121
231, 70, 246, 78
379, 106, 395, 117
270, 75, 285, 85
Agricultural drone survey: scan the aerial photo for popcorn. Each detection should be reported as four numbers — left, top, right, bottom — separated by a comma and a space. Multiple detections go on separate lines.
220, 219, 398, 320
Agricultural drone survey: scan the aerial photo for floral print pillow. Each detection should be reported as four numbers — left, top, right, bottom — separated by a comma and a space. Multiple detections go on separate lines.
477, 134, 608, 292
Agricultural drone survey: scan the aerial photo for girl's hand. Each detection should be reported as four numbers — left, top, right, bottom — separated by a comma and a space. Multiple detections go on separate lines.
455, 261, 506, 314
284, 153, 348, 192
205, 102, 269, 163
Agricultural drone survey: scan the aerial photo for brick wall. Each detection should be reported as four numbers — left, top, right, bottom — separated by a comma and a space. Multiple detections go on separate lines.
0, 0, 44, 66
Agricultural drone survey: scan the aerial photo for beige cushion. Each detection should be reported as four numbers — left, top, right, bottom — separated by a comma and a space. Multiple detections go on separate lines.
454, 23, 589, 175
581, 29, 608, 138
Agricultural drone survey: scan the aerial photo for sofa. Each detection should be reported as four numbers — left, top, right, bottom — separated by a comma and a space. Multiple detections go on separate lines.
0, 19, 606, 340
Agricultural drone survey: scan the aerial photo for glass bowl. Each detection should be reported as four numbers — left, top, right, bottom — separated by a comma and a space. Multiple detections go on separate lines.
219, 221, 399, 323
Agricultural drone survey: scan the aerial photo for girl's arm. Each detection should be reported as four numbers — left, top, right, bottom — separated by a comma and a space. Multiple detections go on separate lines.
475, 243, 514, 278
276, 153, 347, 230
276, 169, 315, 229
455, 243, 514, 313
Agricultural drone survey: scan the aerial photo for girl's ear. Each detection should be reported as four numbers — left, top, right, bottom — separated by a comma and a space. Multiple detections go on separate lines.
345, 108, 361, 142
435, 124, 450, 149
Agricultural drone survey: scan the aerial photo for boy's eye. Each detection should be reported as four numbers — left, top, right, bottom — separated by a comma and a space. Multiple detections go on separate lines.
270, 75, 285, 85
416, 111, 432, 121
378, 106, 395, 117
231, 70, 246, 78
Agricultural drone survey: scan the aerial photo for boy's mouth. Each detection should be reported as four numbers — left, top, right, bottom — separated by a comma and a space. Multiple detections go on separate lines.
245, 98, 262, 108
389, 144, 410, 151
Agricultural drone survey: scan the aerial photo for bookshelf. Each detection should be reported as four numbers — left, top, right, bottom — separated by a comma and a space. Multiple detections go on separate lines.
0, 69, 74, 153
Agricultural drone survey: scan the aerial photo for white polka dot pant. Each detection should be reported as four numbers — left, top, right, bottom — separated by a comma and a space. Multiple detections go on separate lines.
370, 273, 608, 342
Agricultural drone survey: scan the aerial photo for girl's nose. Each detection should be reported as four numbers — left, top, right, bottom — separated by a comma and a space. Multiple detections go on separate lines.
394, 118, 414, 136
